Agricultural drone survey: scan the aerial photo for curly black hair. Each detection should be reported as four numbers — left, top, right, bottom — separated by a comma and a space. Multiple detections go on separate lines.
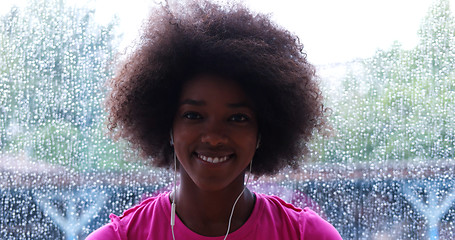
106, 0, 325, 176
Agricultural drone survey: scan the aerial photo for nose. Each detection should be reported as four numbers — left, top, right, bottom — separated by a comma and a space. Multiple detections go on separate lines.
200, 121, 228, 146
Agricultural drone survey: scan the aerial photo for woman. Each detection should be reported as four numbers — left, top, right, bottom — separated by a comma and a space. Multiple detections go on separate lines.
87, 0, 342, 239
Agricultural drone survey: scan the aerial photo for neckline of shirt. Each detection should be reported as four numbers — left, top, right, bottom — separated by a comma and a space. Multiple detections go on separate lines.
160, 191, 263, 240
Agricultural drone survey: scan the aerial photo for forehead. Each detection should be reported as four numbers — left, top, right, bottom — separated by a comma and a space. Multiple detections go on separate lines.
180, 75, 249, 102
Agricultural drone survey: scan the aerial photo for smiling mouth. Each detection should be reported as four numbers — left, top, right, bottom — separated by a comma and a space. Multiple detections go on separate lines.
196, 153, 232, 163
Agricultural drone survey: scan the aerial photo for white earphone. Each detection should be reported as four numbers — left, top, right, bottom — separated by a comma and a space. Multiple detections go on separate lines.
170, 130, 177, 240
256, 134, 261, 149
170, 130, 174, 146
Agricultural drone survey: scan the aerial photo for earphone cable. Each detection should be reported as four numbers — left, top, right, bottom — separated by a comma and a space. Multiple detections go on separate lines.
223, 160, 253, 240
171, 151, 177, 240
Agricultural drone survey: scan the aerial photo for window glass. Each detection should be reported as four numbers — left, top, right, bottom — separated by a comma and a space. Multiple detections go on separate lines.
1, 0, 454, 239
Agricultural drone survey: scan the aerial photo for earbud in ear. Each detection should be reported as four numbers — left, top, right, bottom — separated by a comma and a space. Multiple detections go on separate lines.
170, 130, 174, 146
256, 134, 261, 149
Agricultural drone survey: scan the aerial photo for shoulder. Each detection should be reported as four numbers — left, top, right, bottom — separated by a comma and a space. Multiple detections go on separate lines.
256, 194, 342, 240
300, 207, 343, 240
85, 217, 123, 240
258, 194, 302, 220
85, 192, 169, 240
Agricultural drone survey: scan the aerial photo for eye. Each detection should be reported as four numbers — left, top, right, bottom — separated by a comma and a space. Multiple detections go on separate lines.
229, 113, 249, 122
182, 111, 202, 120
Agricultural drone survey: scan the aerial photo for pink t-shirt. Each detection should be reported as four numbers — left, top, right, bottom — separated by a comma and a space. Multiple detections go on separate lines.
86, 192, 342, 240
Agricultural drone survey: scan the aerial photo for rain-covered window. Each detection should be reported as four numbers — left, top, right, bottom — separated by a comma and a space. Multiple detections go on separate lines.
1, 0, 454, 239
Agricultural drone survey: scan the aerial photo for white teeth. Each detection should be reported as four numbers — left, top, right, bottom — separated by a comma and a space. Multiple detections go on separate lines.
198, 154, 230, 163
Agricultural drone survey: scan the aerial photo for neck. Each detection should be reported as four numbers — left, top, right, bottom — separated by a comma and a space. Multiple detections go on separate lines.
174, 170, 255, 237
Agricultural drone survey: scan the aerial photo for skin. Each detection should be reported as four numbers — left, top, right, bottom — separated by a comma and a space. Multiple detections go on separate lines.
172, 74, 259, 236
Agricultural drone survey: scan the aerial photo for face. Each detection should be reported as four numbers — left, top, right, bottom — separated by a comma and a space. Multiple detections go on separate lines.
172, 75, 259, 192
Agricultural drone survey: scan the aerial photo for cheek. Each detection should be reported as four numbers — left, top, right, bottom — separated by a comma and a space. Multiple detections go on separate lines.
173, 127, 198, 153
236, 130, 258, 153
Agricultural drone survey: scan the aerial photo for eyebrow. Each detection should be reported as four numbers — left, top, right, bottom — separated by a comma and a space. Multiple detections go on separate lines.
180, 99, 205, 106
179, 99, 252, 109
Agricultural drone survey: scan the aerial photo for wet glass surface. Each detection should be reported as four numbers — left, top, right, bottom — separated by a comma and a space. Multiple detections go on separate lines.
1, 0, 454, 239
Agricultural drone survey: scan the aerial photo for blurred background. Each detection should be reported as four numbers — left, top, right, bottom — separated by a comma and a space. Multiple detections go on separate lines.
0, 0, 454, 239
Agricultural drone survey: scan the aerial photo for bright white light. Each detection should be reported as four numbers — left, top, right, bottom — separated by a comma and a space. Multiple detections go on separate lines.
243, 0, 455, 64
1, 0, 454, 64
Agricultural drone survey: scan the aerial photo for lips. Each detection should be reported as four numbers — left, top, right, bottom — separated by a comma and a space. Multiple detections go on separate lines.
195, 152, 233, 163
